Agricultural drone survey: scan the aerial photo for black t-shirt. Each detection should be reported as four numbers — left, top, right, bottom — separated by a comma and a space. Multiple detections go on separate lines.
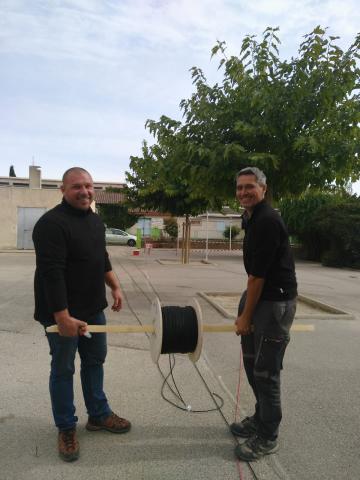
33, 199, 112, 324
243, 201, 297, 301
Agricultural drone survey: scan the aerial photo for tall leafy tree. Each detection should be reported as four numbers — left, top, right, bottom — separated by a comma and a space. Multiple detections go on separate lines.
126, 130, 210, 262
126, 124, 211, 216
183, 27, 360, 200
127, 27, 360, 206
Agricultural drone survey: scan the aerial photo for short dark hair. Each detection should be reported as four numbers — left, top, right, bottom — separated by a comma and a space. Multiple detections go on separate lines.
236, 167, 266, 186
62, 167, 91, 183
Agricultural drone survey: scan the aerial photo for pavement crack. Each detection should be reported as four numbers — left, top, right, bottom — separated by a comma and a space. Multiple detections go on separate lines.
0, 414, 15, 424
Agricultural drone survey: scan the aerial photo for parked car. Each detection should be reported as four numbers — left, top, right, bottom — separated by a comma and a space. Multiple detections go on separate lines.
105, 228, 137, 246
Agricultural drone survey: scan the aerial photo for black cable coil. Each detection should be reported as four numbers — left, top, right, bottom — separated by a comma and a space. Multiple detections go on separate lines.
161, 306, 198, 354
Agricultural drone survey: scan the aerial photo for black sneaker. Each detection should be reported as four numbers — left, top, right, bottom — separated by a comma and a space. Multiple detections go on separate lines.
230, 416, 258, 438
235, 434, 279, 461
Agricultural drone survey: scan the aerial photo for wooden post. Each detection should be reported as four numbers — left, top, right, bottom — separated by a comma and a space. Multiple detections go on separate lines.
185, 216, 190, 264
181, 222, 185, 264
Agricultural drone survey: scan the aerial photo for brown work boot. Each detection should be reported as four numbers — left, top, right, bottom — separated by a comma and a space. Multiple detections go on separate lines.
58, 428, 79, 462
86, 412, 131, 434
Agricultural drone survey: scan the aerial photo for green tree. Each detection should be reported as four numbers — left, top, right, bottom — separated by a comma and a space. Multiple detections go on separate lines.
128, 27, 360, 207
192, 27, 360, 200
126, 136, 211, 263
126, 131, 211, 216
97, 188, 137, 230
97, 204, 137, 230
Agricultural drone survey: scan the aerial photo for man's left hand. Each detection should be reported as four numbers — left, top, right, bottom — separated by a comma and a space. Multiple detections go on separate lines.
111, 287, 122, 311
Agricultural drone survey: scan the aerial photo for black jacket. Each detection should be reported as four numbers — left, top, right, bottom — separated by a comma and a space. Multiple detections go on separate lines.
33, 199, 111, 324
243, 201, 297, 301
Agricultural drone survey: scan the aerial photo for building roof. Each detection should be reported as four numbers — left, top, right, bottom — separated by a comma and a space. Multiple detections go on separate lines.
129, 209, 171, 217
94, 191, 126, 204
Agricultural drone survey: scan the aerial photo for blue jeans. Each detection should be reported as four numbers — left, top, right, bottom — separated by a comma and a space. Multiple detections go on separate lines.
238, 291, 296, 441
45, 311, 111, 431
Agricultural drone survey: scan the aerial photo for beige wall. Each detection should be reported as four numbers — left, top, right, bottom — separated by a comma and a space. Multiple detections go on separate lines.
0, 187, 62, 249
127, 215, 244, 240
127, 217, 164, 236
177, 215, 244, 240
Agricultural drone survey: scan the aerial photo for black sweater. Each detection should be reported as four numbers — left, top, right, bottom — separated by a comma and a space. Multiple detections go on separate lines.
243, 201, 297, 301
33, 199, 112, 324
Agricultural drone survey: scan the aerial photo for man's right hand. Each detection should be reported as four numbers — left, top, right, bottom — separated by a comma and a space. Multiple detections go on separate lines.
235, 313, 252, 336
54, 310, 88, 337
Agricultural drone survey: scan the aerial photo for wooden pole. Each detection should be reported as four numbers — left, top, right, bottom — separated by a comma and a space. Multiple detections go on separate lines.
185, 217, 189, 264
185, 216, 191, 264
46, 323, 314, 334
181, 222, 185, 264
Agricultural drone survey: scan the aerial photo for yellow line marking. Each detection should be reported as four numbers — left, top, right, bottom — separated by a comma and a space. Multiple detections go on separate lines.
291, 324, 314, 332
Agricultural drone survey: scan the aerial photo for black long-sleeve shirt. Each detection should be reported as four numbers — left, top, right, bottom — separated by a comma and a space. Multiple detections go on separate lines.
243, 200, 297, 301
33, 198, 112, 324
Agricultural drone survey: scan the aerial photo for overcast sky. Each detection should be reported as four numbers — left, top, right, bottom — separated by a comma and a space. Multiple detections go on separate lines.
0, 0, 359, 193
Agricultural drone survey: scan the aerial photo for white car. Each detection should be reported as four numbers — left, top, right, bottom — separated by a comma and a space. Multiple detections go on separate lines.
105, 228, 137, 247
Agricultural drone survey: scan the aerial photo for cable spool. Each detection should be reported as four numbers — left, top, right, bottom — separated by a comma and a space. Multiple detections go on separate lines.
149, 298, 203, 364
46, 299, 313, 365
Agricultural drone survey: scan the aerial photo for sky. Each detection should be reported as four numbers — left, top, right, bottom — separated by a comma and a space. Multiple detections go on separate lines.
0, 0, 359, 193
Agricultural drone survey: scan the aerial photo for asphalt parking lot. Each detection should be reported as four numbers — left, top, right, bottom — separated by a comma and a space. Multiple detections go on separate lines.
0, 247, 359, 480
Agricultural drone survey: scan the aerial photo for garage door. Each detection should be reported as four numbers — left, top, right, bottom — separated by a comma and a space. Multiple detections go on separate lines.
17, 207, 46, 249
138, 218, 151, 236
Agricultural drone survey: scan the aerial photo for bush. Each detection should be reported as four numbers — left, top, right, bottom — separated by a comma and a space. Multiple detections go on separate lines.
223, 225, 241, 240
314, 201, 360, 268
163, 217, 179, 239
279, 191, 340, 261
279, 191, 360, 267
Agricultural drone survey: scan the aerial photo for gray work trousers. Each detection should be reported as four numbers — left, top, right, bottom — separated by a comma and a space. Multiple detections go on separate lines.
238, 291, 297, 440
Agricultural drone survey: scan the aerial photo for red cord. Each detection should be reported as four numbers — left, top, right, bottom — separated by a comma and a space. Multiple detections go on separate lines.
237, 459, 244, 480
234, 344, 243, 422
235, 345, 244, 479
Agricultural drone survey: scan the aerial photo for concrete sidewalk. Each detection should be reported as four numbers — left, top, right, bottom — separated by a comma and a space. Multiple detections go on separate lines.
0, 247, 359, 480
0, 325, 244, 480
